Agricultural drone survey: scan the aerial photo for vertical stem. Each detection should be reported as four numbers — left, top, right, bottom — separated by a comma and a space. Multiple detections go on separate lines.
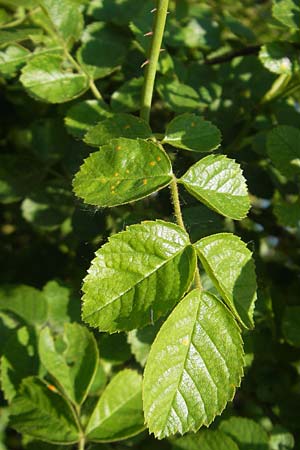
140, 0, 169, 123
170, 176, 186, 231
78, 436, 85, 450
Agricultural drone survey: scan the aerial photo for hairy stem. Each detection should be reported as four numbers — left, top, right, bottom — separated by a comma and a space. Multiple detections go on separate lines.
170, 176, 186, 231
140, 0, 169, 123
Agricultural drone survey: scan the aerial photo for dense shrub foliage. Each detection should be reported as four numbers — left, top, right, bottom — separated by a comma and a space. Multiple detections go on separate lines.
0, 0, 300, 449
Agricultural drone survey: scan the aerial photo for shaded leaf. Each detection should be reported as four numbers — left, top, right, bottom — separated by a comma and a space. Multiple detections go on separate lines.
81, 220, 196, 332
143, 289, 244, 439
86, 369, 144, 442
64, 99, 112, 138
73, 138, 172, 207
84, 114, 152, 147
98, 333, 131, 365
179, 155, 250, 220
195, 233, 257, 329
171, 429, 239, 450
272, 0, 300, 29
0, 285, 47, 326
111, 77, 143, 112
9, 377, 79, 444
127, 320, 162, 367
42, 281, 73, 331
220, 417, 269, 450
163, 113, 221, 152
39, 323, 98, 405
1, 326, 39, 401
0, 27, 41, 45
282, 306, 300, 347
267, 125, 300, 179
273, 195, 300, 228
157, 78, 202, 113
259, 42, 299, 75
20, 54, 89, 103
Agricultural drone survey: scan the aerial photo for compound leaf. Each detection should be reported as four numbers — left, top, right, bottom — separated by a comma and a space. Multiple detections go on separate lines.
143, 289, 244, 439
38, 324, 98, 405
195, 233, 257, 329
9, 377, 79, 444
20, 54, 89, 103
179, 155, 250, 220
163, 113, 221, 152
82, 220, 196, 333
84, 114, 152, 147
73, 138, 172, 207
86, 369, 144, 442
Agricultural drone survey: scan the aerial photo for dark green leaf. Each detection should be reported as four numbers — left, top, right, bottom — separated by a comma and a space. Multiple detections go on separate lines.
111, 77, 143, 112
9, 377, 79, 444
220, 417, 269, 450
73, 138, 172, 207
157, 78, 202, 113
163, 113, 221, 152
127, 321, 162, 367
267, 125, 300, 179
171, 429, 239, 450
282, 306, 300, 347
84, 114, 152, 147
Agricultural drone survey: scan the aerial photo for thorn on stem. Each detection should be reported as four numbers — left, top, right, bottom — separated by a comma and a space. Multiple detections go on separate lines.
141, 59, 149, 68
150, 8, 157, 13
160, 48, 165, 52
144, 31, 153, 36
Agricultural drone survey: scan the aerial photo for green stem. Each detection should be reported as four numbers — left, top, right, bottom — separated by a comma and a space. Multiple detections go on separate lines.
140, 0, 169, 123
78, 435, 85, 450
170, 176, 186, 231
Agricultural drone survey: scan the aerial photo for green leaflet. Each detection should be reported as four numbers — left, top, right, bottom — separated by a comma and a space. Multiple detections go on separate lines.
157, 78, 202, 113
38, 324, 98, 405
220, 417, 269, 450
179, 155, 250, 220
143, 289, 244, 439
282, 306, 300, 347
9, 377, 80, 444
267, 125, 300, 179
163, 113, 221, 152
73, 138, 172, 207
194, 233, 257, 329
77, 22, 128, 80
171, 429, 239, 450
0, 285, 47, 326
0, 27, 41, 45
64, 99, 112, 138
111, 77, 143, 112
272, 0, 300, 30
86, 369, 144, 442
20, 54, 89, 103
40, 0, 83, 43
1, 326, 39, 402
259, 42, 299, 75
0, 45, 31, 79
127, 320, 162, 367
84, 114, 152, 147
273, 194, 300, 228
82, 220, 196, 333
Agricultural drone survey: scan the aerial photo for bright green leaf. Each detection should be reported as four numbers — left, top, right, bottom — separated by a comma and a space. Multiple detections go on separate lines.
171, 429, 240, 450
163, 113, 221, 152
267, 125, 300, 179
20, 54, 89, 103
38, 323, 98, 405
40, 0, 83, 43
0, 285, 47, 326
195, 233, 257, 329
282, 306, 300, 347
86, 369, 144, 442
220, 417, 269, 450
272, 0, 300, 30
64, 99, 112, 138
143, 289, 244, 439
84, 114, 152, 147
73, 138, 172, 207
81, 220, 196, 332
0, 27, 41, 45
42, 281, 73, 331
179, 155, 250, 220
9, 377, 79, 444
